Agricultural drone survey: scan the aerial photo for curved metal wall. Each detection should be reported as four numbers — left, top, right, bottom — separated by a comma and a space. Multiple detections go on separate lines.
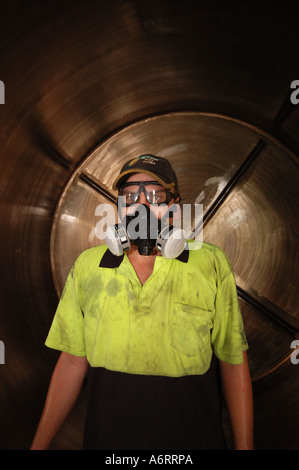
0, 0, 298, 450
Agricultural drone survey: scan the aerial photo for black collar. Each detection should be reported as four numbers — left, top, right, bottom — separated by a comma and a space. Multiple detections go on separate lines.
99, 248, 189, 268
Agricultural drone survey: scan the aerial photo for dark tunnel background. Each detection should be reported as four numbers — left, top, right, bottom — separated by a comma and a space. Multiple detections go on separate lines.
0, 0, 298, 450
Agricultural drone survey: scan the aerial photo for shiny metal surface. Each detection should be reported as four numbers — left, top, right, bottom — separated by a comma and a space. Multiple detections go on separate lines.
51, 112, 262, 294
0, 0, 298, 450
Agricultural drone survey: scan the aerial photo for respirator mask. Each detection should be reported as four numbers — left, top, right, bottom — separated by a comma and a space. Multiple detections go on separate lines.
105, 181, 186, 259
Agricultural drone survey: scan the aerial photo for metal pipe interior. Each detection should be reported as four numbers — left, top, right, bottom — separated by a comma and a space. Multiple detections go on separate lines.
0, 0, 298, 450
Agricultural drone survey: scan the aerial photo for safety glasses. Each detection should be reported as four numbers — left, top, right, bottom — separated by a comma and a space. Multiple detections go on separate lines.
118, 181, 174, 206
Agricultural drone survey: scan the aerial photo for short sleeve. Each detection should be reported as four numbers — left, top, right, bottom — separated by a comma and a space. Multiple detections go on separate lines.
211, 252, 248, 364
45, 261, 86, 356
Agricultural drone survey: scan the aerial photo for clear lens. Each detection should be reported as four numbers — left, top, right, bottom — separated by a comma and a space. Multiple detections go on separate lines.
119, 186, 139, 205
119, 182, 167, 205
147, 187, 167, 204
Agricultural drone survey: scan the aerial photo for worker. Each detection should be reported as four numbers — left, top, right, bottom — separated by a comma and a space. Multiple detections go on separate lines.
31, 154, 253, 450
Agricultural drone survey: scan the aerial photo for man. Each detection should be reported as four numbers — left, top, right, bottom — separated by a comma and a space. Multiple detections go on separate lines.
31, 154, 254, 450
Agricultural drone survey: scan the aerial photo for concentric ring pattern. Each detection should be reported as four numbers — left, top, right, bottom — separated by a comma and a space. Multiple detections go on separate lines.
0, 1, 298, 450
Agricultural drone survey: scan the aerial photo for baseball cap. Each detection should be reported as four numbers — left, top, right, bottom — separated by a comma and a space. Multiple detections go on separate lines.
112, 154, 179, 191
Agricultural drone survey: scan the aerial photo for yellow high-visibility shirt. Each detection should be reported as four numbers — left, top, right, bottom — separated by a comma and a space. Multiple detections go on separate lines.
45, 241, 248, 378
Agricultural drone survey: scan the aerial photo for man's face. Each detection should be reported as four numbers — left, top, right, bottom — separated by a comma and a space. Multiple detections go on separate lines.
118, 173, 177, 221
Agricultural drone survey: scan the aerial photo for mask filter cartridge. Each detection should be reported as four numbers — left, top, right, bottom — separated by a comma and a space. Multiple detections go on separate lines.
105, 223, 130, 257
156, 226, 186, 259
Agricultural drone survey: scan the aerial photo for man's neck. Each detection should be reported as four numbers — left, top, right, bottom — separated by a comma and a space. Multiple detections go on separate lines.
127, 245, 160, 285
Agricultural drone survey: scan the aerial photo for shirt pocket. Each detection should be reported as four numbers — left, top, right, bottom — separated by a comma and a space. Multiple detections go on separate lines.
170, 302, 213, 358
